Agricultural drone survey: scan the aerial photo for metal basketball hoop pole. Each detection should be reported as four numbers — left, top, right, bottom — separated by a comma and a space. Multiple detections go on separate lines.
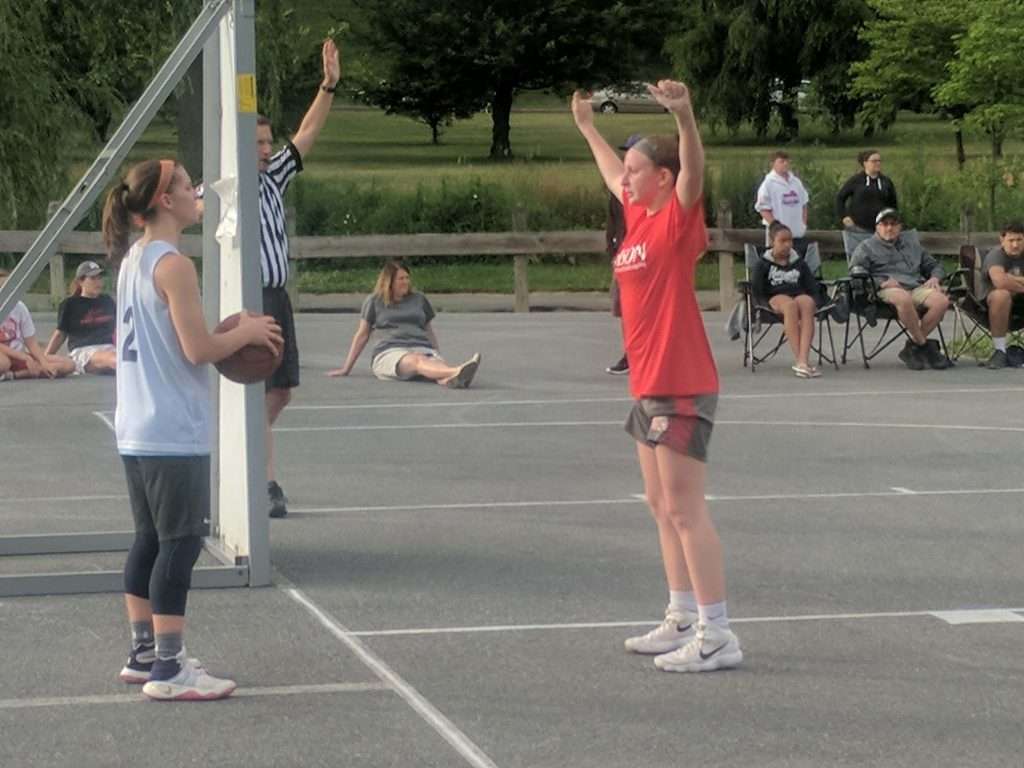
0, 0, 269, 596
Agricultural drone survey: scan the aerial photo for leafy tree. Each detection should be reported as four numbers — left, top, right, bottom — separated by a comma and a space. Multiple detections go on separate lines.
354, 0, 673, 158
0, 0, 77, 228
850, 0, 970, 165
667, 0, 873, 140
933, 0, 1024, 160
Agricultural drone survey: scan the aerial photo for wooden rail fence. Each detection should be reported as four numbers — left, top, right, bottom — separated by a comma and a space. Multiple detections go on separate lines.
0, 206, 996, 312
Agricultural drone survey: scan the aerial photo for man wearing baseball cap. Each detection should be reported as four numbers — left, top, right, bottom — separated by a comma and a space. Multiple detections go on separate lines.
849, 208, 950, 369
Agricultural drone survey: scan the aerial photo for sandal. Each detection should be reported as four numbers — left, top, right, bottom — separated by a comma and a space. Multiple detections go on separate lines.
792, 364, 821, 379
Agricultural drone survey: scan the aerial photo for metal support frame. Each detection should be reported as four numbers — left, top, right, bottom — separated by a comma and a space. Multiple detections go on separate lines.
0, 0, 268, 597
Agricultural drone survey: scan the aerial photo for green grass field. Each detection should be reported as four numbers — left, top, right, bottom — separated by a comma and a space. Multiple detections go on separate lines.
56, 97, 1024, 294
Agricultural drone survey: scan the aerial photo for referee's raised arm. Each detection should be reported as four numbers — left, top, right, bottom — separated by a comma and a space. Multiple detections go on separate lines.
291, 38, 341, 160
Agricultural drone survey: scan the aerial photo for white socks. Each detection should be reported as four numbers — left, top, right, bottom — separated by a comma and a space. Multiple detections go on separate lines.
994, 337, 1007, 352
669, 590, 698, 616
698, 601, 730, 630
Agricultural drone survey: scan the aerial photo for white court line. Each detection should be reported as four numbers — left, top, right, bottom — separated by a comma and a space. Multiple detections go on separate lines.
891, 487, 917, 495
0, 681, 388, 711
292, 486, 1024, 515
273, 418, 1024, 434
294, 498, 644, 514
274, 419, 619, 433
0, 493, 128, 505
284, 586, 499, 768
347, 607, 1024, 638
284, 386, 1024, 411
92, 410, 115, 431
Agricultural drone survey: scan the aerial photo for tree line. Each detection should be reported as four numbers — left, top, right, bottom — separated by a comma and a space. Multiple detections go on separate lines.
1, 0, 1021, 229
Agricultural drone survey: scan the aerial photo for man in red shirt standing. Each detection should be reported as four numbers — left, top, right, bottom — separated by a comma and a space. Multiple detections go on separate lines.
571, 81, 742, 673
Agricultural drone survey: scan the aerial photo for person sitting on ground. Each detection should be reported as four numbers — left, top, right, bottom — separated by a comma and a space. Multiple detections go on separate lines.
751, 222, 824, 378
0, 269, 75, 381
980, 222, 1024, 369
327, 260, 481, 387
849, 208, 950, 370
836, 149, 898, 232
44, 261, 117, 375
754, 150, 810, 253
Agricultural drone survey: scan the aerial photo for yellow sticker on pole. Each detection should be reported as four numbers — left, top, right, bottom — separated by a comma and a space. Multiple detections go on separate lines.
237, 74, 258, 113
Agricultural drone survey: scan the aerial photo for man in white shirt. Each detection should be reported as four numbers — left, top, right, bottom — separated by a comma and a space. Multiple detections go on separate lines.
755, 151, 810, 250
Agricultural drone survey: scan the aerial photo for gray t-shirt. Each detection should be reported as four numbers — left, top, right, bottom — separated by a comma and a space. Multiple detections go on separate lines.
981, 246, 1024, 299
361, 292, 436, 360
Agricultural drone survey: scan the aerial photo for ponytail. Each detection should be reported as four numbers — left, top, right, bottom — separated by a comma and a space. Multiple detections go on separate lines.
101, 159, 178, 267
102, 180, 133, 266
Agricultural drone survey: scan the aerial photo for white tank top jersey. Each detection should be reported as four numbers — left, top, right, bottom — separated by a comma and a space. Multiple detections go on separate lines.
115, 240, 210, 456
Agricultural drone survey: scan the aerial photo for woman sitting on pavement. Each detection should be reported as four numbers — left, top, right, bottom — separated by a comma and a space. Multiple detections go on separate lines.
327, 260, 481, 387
44, 260, 117, 375
0, 269, 75, 381
751, 222, 824, 378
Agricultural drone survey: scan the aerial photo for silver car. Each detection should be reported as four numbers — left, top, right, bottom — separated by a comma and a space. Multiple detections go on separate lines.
590, 83, 664, 114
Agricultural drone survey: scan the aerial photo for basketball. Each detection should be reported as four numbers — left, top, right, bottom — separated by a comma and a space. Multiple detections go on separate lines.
213, 312, 283, 384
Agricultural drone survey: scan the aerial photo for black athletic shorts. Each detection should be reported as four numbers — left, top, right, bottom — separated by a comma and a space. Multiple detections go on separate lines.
263, 286, 300, 390
122, 455, 211, 541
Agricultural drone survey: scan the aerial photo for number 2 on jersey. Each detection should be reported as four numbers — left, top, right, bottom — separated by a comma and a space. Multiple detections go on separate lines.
122, 306, 139, 362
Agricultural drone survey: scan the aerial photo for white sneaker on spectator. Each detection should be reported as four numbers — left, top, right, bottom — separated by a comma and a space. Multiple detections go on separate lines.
653, 622, 743, 673
624, 609, 696, 654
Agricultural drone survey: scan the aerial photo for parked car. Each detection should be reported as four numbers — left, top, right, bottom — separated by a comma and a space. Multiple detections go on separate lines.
590, 83, 664, 114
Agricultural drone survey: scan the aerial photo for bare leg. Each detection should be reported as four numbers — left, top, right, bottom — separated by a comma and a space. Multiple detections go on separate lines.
769, 295, 801, 363
795, 294, 817, 367
919, 292, 950, 336
884, 289, 926, 344
125, 594, 153, 625
988, 289, 1011, 338
85, 348, 117, 374
636, 443, 691, 591
395, 353, 461, 382
265, 388, 292, 483
45, 355, 75, 377
653, 445, 725, 605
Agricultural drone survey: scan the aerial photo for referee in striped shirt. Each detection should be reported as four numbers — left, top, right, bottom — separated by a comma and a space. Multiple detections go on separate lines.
259, 38, 340, 518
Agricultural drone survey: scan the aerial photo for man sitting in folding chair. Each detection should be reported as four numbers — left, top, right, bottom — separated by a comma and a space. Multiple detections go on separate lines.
980, 222, 1024, 369
849, 208, 951, 370
751, 222, 826, 378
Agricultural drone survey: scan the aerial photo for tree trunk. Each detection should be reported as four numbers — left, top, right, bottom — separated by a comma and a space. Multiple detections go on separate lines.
776, 101, 799, 141
489, 83, 515, 159
992, 130, 1004, 160
954, 127, 966, 170
174, 56, 204, 181
430, 119, 441, 145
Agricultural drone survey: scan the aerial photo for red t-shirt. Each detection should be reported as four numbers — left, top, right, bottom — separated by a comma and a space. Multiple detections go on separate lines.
614, 191, 718, 399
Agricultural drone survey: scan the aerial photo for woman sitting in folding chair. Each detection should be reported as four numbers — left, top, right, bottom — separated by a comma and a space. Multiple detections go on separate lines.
752, 222, 824, 378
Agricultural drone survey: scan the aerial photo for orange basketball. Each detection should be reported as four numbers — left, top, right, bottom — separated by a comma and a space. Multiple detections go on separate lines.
213, 312, 283, 384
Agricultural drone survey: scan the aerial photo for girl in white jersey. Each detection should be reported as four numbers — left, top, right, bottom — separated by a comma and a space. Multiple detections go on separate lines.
102, 159, 282, 701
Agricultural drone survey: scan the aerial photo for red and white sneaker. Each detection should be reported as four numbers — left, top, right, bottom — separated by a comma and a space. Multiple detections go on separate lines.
142, 655, 235, 701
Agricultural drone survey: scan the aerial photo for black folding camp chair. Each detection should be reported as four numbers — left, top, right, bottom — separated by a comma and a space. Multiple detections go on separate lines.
838, 229, 953, 368
735, 242, 839, 373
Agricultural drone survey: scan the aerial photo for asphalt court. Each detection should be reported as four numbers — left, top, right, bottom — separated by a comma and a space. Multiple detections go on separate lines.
2, 310, 1023, 767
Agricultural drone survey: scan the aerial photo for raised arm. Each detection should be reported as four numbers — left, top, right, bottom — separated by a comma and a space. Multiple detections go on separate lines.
327, 319, 372, 377
571, 91, 625, 202
647, 80, 704, 209
291, 39, 341, 160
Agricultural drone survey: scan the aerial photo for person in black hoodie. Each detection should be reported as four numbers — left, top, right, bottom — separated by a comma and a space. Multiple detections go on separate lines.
752, 222, 823, 377
836, 150, 898, 231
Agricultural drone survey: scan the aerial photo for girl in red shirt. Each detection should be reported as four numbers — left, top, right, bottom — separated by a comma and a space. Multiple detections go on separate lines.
572, 81, 742, 672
